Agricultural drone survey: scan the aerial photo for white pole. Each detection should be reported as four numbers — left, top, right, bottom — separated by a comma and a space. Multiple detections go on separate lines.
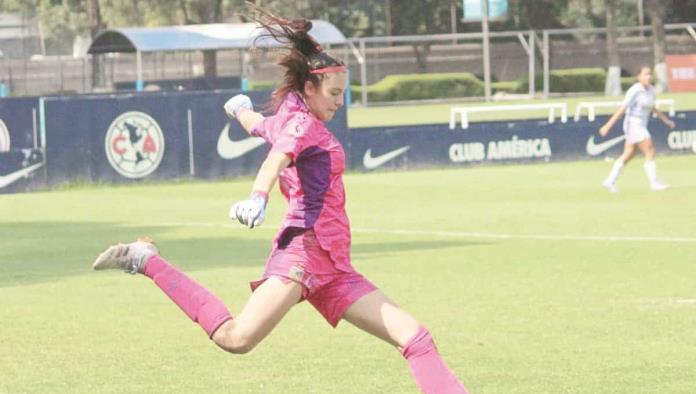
450, 0, 458, 38
187, 109, 195, 176
136, 51, 143, 91
360, 39, 367, 106
482, 0, 491, 101
543, 30, 550, 99
529, 31, 535, 97
32, 108, 38, 149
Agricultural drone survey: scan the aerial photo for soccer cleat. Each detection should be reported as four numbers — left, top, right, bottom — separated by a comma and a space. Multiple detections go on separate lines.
602, 180, 618, 193
650, 182, 669, 191
92, 237, 159, 274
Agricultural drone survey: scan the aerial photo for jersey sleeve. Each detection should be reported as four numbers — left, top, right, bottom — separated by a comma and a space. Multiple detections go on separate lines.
269, 117, 314, 161
250, 117, 273, 143
622, 84, 640, 108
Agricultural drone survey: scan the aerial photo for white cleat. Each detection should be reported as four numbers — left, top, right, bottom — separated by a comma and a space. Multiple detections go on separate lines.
92, 237, 159, 274
602, 180, 618, 193
650, 182, 669, 191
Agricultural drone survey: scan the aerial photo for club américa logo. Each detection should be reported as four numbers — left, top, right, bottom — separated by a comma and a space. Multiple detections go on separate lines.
0, 118, 10, 152
104, 112, 165, 179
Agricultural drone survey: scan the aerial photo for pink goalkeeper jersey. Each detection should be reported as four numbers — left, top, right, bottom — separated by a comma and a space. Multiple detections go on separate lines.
252, 91, 352, 273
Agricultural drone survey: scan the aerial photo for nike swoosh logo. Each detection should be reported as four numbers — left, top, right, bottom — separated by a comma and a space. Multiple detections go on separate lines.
363, 146, 411, 170
0, 162, 43, 189
217, 124, 266, 160
586, 135, 625, 156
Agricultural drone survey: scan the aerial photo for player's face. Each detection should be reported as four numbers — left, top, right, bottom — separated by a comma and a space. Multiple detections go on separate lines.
637, 67, 652, 86
304, 72, 347, 122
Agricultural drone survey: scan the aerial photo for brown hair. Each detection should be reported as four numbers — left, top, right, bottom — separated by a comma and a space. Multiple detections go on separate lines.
246, 2, 344, 112
637, 65, 652, 76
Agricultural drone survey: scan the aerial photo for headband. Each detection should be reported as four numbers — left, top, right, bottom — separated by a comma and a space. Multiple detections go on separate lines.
309, 66, 348, 74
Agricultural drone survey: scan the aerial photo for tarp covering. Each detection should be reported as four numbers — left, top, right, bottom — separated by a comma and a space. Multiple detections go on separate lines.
88, 20, 347, 54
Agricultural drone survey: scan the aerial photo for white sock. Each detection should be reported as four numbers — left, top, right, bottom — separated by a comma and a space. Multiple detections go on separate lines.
604, 159, 624, 185
644, 160, 659, 185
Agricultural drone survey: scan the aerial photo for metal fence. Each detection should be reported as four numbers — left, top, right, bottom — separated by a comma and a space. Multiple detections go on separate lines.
541, 23, 696, 97
345, 30, 537, 104
1, 23, 695, 104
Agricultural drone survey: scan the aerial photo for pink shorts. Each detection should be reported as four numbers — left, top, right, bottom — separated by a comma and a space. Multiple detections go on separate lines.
250, 228, 377, 327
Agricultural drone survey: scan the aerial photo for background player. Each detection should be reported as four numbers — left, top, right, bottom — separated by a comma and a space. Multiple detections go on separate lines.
599, 66, 676, 192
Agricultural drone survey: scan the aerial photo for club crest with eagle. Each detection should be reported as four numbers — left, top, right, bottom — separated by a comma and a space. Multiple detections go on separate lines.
104, 111, 165, 179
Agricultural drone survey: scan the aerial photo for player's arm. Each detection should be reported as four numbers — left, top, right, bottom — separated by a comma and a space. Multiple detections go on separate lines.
223, 94, 264, 136
251, 152, 292, 195
652, 107, 676, 129
229, 152, 291, 229
599, 105, 627, 137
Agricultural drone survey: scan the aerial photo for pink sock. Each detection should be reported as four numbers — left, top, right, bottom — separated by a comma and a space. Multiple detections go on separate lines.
144, 255, 232, 338
402, 327, 468, 394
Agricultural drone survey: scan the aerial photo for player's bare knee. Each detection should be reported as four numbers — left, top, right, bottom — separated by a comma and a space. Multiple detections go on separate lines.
222, 340, 255, 354
212, 329, 256, 354
394, 318, 423, 348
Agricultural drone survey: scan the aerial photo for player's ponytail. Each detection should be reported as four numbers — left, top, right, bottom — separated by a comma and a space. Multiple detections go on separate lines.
246, 2, 345, 112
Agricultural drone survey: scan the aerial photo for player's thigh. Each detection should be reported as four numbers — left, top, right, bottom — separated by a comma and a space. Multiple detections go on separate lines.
342, 289, 420, 349
214, 276, 302, 350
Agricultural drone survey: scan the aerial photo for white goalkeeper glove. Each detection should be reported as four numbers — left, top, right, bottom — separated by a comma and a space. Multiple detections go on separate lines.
223, 94, 253, 120
229, 191, 268, 229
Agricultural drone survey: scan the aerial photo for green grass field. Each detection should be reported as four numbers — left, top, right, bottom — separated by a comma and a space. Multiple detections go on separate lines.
2, 155, 696, 393
348, 92, 696, 128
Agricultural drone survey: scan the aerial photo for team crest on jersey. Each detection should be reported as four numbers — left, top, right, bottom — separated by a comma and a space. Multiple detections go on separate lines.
104, 112, 165, 179
0, 118, 10, 152
289, 121, 306, 138
288, 265, 305, 282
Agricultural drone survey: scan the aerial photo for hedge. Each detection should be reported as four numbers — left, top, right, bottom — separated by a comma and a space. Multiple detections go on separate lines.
353, 69, 610, 102
621, 77, 636, 91
516, 68, 607, 93
491, 81, 519, 94
350, 73, 484, 103
249, 70, 640, 102
515, 69, 640, 94
247, 80, 277, 90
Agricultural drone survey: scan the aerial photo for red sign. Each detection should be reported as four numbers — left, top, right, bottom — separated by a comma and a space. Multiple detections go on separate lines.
666, 55, 696, 92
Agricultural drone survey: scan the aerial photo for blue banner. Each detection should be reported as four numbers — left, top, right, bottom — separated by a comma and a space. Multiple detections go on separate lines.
42, 92, 191, 185
186, 90, 349, 179
0, 97, 44, 193
0, 97, 40, 150
35, 89, 349, 188
0, 149, 44, 193
2, 90, 691, 194
349, 112, 696, 171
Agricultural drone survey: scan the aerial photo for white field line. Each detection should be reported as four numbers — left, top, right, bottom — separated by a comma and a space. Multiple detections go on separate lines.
620, 298, 696, 307
125, 222, 696, 243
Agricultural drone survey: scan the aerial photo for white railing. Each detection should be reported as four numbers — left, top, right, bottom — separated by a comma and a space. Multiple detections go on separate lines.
573, 99, 676, 121
449, 103, 568, 129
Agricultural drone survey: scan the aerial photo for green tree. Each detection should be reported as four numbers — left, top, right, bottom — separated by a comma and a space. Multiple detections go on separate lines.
504, 0, 569, 29
560, 0, 637, 28
41, 1, 88, 54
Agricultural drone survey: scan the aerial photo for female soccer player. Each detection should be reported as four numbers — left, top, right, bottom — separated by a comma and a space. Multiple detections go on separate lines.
599, 66, 675, 192
92, 5, 467, 393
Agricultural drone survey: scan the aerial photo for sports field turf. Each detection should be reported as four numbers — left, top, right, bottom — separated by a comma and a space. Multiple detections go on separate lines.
348, 92, 696, 128
2, 155, 696, 393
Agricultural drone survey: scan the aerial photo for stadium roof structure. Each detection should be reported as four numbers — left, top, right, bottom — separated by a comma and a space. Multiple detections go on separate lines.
87, 20, 353, 92
87, 20, 347, 54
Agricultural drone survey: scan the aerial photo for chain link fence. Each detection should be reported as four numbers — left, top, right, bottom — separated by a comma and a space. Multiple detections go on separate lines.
0, 24, 695, 102
542, 24, 696, 97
